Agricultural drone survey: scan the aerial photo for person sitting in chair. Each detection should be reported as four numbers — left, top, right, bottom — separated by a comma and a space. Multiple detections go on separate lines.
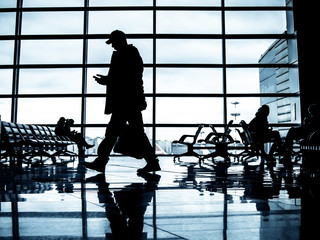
55, 117, 94, 150
248, 105, 283, 160
64, 119, 94, 150
55, 117, 68, 136
282, 103, 320, 162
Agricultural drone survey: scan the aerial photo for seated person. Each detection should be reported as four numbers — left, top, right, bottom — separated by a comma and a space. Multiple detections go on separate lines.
283, 103, 320, 161
248, 105, 283, 159
55, 117, 68, 136
64, 119, 94, 149
55, 117, 94, 150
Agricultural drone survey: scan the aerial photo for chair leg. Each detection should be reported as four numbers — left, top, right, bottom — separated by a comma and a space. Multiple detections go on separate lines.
173, 145, 201, 164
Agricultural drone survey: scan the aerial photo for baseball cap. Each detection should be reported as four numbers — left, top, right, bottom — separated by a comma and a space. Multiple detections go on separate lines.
106, 30, 126, 44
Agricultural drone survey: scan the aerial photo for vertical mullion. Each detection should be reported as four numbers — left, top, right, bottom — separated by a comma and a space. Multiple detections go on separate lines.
221, 0, 227, 125
81, 0, 89, 140
152, 0, 157, 152
11, 0, 23, 123
152, 2, 158, 240
222, 2, 229, 237
81, 1, 89, 239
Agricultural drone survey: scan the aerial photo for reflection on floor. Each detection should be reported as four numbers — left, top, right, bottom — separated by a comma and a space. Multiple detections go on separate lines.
0, 155, 318, 240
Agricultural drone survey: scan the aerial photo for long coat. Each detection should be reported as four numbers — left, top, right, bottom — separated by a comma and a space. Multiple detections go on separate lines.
104, 44, 147, 114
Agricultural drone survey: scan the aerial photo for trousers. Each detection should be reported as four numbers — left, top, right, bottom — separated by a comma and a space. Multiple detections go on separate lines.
97, 111, 155, 163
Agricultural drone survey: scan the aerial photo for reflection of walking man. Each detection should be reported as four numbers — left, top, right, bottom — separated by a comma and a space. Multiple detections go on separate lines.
91, 173, 160, 240
83, 30, 160, 174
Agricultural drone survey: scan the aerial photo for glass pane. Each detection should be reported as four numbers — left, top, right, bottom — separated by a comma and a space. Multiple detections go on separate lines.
144, 127, 153, 143
130, 39, 153, 64
225, 11, 286, 34
226, 39, 276, 64
0, 40, 14, 65
87, 68, 109, 94
0, 0, 16, 8
0, 98, 12, 122
143, 97, 153, 124
90, 0, 152, 6
23, 0, 84, 7
142, 68, 153, 94
89, 11, 153, 34
17, 98, 82, 124
157, 126, 216, 142
226, 68, 260, 93
19, 69, 82, 94
259, 67, 299, 94
87, 68, 153, 94
156, 97, 223, 124
0, 13, 16, 35
0, 69, 13, 94
225, 0, 285, 6
86, 97, 111, 124
87, 39, 113, 64
20, 40, 83, 64
157, 11, 221, 34
227, 97, 260, 124
88, 39, 153, 64
157, 39, 222, 64
85, 127, 107, 140
22, 12, 83, 35
157, 0, 220, 6
85, 97, 153, 124
157, 68, 222, 93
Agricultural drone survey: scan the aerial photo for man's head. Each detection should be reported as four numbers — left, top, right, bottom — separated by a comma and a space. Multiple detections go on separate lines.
57, 117, 65, 125
106, 30, 127, 50
66, 118, 74, 126
257, 104, 270, 117
308, 103, 320, 117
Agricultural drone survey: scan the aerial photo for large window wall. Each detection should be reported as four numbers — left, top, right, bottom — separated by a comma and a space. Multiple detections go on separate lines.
0, 0, 299, 153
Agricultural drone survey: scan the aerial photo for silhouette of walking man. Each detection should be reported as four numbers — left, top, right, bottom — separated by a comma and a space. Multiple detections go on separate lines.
83, 30, 160, 174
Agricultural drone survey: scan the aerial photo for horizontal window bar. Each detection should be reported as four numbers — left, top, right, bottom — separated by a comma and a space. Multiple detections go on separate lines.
2, 92, 299, 98
42, 122, 300, 128
153, 63, 298, 68
0, 63, 298, 69
0, 33, 296, 40
149, 93, 299, 97
0, 6, 291, 13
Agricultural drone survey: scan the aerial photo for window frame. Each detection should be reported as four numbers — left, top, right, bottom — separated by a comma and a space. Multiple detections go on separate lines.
0, 0, 299, 152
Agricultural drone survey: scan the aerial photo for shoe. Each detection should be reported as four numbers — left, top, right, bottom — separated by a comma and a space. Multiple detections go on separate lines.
137, 159, 161, 174
83, 157, 108, 172
137, 172, 161, 184
86, 144, 95, 149
85, 173, 106, 183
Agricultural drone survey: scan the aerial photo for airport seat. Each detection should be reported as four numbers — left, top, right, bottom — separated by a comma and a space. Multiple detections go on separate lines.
236, 120, 261, 161
172, 124, 205, 163
200, 120, 239, 165
0, 120, 77, 166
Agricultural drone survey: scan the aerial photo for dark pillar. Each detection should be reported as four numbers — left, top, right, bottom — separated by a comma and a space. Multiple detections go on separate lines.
293, 0, 320, 119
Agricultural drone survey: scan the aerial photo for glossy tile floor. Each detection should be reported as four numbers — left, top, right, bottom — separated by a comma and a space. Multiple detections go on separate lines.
0, 155, 319, 240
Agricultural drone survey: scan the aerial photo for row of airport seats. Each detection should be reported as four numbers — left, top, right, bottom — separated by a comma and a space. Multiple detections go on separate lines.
0, 120, 76, 165
172, 119, 320, 166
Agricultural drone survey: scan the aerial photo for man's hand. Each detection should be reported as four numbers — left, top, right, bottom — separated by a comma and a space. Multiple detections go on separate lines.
93, 74, 108, 85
